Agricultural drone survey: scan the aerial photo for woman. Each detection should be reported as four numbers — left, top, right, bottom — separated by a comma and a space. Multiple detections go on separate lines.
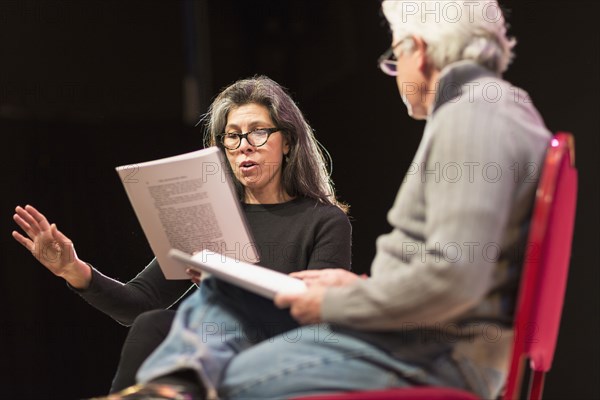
12, 76, 351, 396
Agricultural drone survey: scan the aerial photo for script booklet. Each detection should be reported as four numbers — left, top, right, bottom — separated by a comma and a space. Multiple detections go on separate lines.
116, 147, 259, 279
168, 249, 307, 299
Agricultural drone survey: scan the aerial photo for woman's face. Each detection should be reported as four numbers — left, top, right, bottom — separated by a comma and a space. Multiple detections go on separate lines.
224, 103, 290, 204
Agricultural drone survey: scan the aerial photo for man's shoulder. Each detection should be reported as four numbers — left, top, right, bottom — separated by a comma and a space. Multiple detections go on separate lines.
444, 75, 522, 109
434, 75, 541, 129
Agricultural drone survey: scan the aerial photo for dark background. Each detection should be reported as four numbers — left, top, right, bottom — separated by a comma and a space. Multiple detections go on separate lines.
1, 1, 598, 399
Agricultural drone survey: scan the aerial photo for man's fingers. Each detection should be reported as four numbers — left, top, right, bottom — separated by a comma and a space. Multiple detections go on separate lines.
289, 270, 325, 279
302, 278, 321, 287
274, 293, 297, 309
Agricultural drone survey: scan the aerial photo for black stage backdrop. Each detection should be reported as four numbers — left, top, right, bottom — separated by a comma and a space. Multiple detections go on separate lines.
0, 1, 598, 399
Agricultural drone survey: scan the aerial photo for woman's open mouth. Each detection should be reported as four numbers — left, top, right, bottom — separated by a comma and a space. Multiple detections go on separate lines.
239, 160, 259, 174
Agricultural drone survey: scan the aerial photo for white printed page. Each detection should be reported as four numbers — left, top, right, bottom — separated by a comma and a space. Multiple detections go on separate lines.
116, 147, 258, 279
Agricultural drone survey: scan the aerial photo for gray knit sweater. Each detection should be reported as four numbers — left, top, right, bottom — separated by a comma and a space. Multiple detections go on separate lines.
322, 61, 550, 398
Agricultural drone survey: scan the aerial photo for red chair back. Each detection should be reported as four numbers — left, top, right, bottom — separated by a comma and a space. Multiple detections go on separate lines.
502, 132, 578, 400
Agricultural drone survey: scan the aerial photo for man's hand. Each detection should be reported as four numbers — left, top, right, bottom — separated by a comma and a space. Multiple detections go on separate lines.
275, 269, 365, 325
275, 285, 327, 325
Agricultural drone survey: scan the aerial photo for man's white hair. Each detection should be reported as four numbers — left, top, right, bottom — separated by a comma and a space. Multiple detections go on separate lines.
382, 0, 516, 74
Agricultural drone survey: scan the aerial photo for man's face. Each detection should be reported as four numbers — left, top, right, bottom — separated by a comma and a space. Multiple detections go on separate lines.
393, 39, 430, 120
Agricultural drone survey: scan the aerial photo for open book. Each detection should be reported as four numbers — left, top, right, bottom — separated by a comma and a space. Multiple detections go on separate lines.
116, 147, 259, 279
168, 249, 307, 299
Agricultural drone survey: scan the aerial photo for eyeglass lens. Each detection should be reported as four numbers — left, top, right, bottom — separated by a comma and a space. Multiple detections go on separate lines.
222, 129, 271, 149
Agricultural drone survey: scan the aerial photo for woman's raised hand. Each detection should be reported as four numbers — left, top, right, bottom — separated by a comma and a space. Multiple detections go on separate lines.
12, 205, 92, 289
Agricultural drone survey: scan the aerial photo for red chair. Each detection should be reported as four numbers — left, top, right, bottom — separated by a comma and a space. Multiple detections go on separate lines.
293, 132, 577, 400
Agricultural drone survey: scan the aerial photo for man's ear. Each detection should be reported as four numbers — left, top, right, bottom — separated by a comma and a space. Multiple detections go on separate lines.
411, 36, 430, 73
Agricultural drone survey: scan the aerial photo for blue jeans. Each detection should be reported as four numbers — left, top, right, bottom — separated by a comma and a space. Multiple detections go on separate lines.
218, 324, 472, 400
136, 279, 261, 398
138, 281, 489, 399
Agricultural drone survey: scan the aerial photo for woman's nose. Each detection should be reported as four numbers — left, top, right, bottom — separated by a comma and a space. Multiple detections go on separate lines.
238, 136, 255, 153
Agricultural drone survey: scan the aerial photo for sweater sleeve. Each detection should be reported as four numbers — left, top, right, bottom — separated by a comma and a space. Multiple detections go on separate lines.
321, 96, 544, 330
70, 258, 194, 326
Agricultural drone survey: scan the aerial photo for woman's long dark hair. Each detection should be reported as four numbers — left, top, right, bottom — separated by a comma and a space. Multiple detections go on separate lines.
202, 76, 347, 213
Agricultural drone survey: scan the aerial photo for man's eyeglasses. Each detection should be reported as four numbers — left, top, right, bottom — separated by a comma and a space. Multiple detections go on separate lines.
218, 127, 281, 150
378, 47, 398, 76
377, 38, 411, 77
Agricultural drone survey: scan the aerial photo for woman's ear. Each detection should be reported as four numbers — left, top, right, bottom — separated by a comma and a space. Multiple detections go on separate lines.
283, 137, 290, 156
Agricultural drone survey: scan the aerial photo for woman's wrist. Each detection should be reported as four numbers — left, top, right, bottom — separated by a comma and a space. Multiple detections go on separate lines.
61, 259, 93, 290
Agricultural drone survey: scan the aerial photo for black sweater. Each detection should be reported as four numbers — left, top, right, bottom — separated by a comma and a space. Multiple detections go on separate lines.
73, 197, 352, 327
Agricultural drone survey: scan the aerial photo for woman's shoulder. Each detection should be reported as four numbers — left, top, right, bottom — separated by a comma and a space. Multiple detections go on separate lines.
296, 196, 346, 213
294, 197, 350, 227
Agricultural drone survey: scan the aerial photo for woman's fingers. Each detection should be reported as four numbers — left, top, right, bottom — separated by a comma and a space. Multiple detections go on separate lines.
13, 213, 36, 238
186, 268, 202, 284
11, 230, 34, 252
14, 206, 41, 235
51, 223, 69, 243
186, 267, 201, 278
15, 204, 52, 236
24, 204, 51, 231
